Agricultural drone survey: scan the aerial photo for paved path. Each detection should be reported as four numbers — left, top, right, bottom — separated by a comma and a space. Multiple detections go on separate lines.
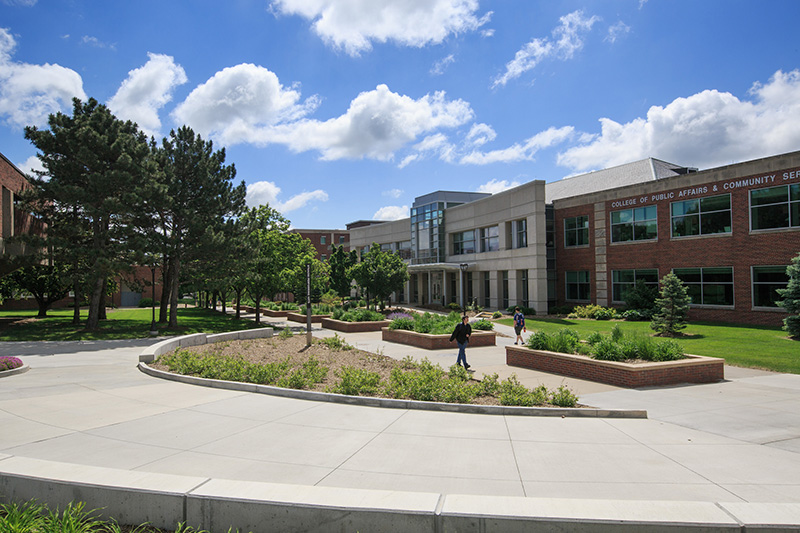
2, 317, 800, 505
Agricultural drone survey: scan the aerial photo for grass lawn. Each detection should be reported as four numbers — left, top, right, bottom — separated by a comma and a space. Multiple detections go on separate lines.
498, 317, 800, 374
0, 307, 265, 341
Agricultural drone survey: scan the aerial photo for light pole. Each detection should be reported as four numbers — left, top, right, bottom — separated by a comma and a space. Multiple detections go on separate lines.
149, 261, 158, 336
459, 263, 468, 316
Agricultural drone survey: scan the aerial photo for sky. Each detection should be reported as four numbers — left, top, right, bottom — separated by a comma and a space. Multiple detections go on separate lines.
2, 0, 800, 230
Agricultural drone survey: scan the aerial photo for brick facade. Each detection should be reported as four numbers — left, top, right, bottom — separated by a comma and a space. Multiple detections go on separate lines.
289, 229, 350, 261
554, 152, 800, 326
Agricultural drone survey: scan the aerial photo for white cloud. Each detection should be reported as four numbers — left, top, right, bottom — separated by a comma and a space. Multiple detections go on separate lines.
373, 205, 409, 220
2, 0, 37, 6
81, 35, 116, 50
382, 188, 404, 198
557, 69, 800, 172
431, 54, 455, 76
172, 63, 319, 146
492, 10, 599, 88
0, 27, 86, 128
605, 21, 630, 44
476, 178, 521, 194
271, 0, 490, 56
461, 126, 573, 164
266, 84, 473, 161
465, 123, 496, 147
108, 53, 187, 137
246, 180, 328, 213
16, 155, 43, 176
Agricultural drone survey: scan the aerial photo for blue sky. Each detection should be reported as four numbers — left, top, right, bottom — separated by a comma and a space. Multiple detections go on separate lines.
2, 0, 800, 229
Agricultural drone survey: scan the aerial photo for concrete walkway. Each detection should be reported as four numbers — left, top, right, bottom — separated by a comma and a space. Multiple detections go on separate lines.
2, 315, 800, 529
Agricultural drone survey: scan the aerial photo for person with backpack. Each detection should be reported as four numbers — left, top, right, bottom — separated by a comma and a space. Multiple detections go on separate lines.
449, 315, 472, 370
513, 306, 526, 345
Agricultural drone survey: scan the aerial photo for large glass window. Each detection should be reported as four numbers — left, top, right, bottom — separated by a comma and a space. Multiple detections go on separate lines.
611, 269, 659, 302
483, 272, 491, 308
479, 226, 499, 252
611, 206, 657, 243
502, 271, 509, 308
564, 216, 589, 247
453, 230, 475, 255
515, 219, 528, 248
674, 267, 734, 306
671, 194, 731, 237
565, 271, 590, 301
752, 266, 789, 308
751, 184, 800, 230
519, 270, 529, 307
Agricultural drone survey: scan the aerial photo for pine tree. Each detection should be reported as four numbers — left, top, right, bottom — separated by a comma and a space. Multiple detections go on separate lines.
777, 252, 800, 339
650, 272, 691, 337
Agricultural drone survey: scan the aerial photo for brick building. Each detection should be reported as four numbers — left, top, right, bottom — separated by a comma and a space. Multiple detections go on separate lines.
288, 229, 350, 261
350, 150, 800, 326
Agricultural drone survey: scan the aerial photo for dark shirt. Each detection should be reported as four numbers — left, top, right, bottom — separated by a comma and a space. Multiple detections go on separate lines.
450, 322, 472, 344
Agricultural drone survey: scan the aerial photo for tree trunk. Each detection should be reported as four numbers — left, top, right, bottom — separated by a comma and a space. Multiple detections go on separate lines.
254, 294, 261, 324
159, 257, 171, 323
168, 255, 180, 328
35, 296, 48, 318
98, 281, 107, 320
235, 288, 242, 318
86, 275, 105, 330
72, 269, 80, 326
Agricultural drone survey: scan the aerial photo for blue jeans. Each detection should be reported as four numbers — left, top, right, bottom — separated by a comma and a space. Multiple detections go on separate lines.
457, 341, 468, 367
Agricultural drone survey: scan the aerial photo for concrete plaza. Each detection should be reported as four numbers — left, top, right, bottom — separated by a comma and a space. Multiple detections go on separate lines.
1, 315, 800, 530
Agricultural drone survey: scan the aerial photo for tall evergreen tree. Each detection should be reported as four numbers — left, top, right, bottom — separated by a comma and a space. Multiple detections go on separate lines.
154, 126, 246, 327
777, 252, 800, 339
328, 244, 356, 297
650, 272, 691, 337
23, 98, 153, 330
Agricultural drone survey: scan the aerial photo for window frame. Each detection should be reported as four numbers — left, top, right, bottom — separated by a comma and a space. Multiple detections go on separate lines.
565, 270, 591, 301
750, 184, 800, 231
479, 225, 500, 253
670, 193, 732, 238
673, 266, 735, 307
611, 206, 658, 243
452, 230, 475, 255
564, 215, 590, 248
611, 269, 659, 303
751, 265, 789, 309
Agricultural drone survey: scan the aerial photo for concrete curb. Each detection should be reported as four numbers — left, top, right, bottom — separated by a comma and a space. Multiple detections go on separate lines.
0, 364, 29, 378
1, 457, 799, 532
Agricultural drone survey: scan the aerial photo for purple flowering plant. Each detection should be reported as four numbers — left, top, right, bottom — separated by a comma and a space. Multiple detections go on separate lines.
0, 356, 23, 372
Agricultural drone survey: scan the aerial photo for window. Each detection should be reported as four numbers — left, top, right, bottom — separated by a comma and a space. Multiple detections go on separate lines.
483, 272, 491, 308
671, 194, 731, 237
751, 184, 800, 230
321, 254, 327, 261
611, 206, 657, 243
752, 266, 789, 308
515, 219, 527, 248
501, 271, 509, 308
564, 216, 589, 247
519, 270, 529, 307
453, 230, 475, 255
565, 271, 590, 301
320, 235, 326, 245
479, 226, 499, 252
611, 269, 659, 302
339, 235, 345, 244
674, 267, 734, 306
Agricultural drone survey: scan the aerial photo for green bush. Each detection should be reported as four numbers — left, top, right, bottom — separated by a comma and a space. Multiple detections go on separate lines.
138, 297, 159, 308
446, 302, 462, 311
550, 329, 580, 353
507, 306, 536, 315
586, 331, 603, 345
550, 385, 579, 407
330, 366, 382, 396
591, 337, 624, 361
572, 304, 605, 318
594, 307, 618, 320
471, 318, 494, 331
317, 333, 353, 351
499, 375, 549, 406
611, 324, 624, 342
492, 311, 503, 319
334, 307, 385, 322
388, 317, 415, 331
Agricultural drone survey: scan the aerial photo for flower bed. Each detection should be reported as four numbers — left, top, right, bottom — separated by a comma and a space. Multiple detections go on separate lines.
322, 318, 391, 332
506, 345, 724, 388
382, 327, 496, 350
0, 356, 23, 372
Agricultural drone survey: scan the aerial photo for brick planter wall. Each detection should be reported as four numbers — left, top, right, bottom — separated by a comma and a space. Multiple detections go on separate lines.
381, 328, 496, 350
321, 318, 391, 333
262, 309, 289, 318
506, 345, 724, 388
287, 312, 331, 324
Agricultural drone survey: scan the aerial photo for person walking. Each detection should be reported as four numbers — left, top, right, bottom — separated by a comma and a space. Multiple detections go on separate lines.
513, 306, 526, 345
450, 315, 472, 370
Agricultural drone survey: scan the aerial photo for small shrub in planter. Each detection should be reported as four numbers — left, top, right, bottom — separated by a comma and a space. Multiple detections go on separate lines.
492, 311, 503, 319
471, 319, 494, 331
591, 337, 625, 361
330, 366, 382, 396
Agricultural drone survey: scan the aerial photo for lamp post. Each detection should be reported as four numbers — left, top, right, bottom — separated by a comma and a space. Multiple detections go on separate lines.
459, 263, 468, 316
149, 261, 158, 336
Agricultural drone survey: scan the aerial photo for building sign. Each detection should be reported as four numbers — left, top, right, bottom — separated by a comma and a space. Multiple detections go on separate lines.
610, 166, 800, 209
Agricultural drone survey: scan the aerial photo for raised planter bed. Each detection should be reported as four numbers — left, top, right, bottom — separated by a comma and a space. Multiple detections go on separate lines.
321, 318, 391, 333
381, 327, 496, 350
262, 309, 289, 318
287, 312, 331, 324
506, 345, 724, 388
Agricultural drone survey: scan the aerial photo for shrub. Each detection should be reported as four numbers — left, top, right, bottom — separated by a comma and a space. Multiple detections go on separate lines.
586, 331, 604, 346
651, 272, 691, 336
591, 337, 624, 361
278, 327, 294, 339
0, 356, 23, 371
499, 375, 549, 406
318, 333, 353, 351
475, 372, 500, 397
549, 305, 574, 316
471, 318, 494, 331
388, 317, 415, 331
652, 339, 685, 362
331, 366, 382, 396
777, 253, 800, 339
507, 306, 536, 315
446, 302, 462, 311
622, 309, 652, 321
491, 311, 503, 319
572, 304, 605, 319
138, 297, 159, 308
593, 307, 618, 320
622, 279, 659, 313
550, 329, 580, 354
550, 385, 579, 407
526, 331, 550, 351
334, 307, 385, 322
611, 324, 624, 342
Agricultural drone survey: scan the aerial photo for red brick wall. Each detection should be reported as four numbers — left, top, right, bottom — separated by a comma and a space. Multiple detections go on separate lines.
555, 163, 800, 326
